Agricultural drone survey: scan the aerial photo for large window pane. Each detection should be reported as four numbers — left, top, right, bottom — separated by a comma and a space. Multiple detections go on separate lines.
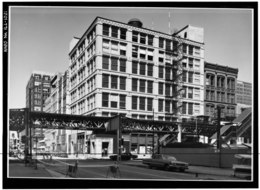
120, 95, 126, 109
147, 81, 153, 93
102, 74, 109, 88
132, 96, 138, 110
147, 98, 153, 111
111, 57, 118, 71
120, 77, 126, 90
139, 80, 146, 92
111, 76, 118, 89
139, 97, 145, 110
103, 24, 109, 36
102, 56, 109, 69
120, 59, 126, 72
140, 62, 146, 75
132, 61, 138, 74
102, 93, 109, 107
132, 78, 138, 91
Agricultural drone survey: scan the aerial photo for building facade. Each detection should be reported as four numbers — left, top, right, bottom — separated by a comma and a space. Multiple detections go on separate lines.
43, 71, 73, 154
26, 71, 53, 111
204, 62, 238, 121
236, 80, 252, 115
66, 17, 205, 157
69, 17, 205, 120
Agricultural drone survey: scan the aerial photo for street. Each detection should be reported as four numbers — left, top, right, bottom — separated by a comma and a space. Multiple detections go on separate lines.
8, 158, 245, 181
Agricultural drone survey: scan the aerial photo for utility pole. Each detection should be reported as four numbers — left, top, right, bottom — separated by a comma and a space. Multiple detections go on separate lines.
216, 106, 222, 168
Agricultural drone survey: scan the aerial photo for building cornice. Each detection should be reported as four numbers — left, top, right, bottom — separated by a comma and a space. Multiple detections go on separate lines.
69, 16, 204, 56
205, 61, 239, 75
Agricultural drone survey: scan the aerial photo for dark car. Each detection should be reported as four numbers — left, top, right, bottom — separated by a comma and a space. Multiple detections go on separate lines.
109, 153, 138, 161
143, 154, 189, 172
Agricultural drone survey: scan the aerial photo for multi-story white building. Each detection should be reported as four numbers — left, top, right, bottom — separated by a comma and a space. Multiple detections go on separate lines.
69, 17, 205, 120
66, 17, 205, 157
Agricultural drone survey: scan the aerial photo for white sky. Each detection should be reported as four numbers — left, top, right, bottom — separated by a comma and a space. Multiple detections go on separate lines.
9, 7, 254, 109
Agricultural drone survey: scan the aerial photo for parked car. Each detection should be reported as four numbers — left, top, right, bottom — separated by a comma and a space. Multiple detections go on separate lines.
142, 154, 189, 172
109, 153, 138, 161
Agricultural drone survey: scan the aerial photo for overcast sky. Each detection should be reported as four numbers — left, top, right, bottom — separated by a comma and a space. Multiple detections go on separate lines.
9, 7, 253, 109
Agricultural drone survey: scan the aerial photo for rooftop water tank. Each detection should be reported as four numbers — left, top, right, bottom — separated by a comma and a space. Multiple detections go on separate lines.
128, 18, 143, 28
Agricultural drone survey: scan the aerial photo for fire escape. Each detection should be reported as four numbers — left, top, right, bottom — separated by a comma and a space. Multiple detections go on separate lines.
157, 34, 185, 148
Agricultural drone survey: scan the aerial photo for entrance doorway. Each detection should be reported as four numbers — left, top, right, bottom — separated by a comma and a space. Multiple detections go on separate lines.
102, 142, 109, 157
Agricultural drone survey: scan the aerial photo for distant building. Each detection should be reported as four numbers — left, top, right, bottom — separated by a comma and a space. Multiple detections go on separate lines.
204, 62, 238, 121
236, 80, 252, 115
26, 71, 53, 111
43, 71, 76, 154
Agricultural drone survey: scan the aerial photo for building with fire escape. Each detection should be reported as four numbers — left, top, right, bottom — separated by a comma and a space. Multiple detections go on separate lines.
67, 17, 205, 158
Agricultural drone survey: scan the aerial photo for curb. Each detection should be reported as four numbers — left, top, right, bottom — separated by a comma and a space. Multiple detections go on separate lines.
122, 162, 237, 179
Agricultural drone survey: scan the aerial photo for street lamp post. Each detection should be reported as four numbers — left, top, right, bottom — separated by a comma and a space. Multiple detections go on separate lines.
152, 109, 155, 155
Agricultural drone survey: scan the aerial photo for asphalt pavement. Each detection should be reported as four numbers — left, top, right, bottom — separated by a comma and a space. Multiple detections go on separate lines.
7, 158, 247, 180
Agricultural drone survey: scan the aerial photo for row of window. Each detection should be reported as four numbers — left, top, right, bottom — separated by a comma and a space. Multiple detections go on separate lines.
132, 78, 153, 93
102, 75, 126, 90
103, 24, 127, 40
182, 44, 201, 57
102, 56, 199, 84
159, 37, 177, 51
71, 26, 96, 63
102, 74, 182, 96
103, 39, 127, 56
101, 93, 181, 113
132, 61, 153, 76
132, 45, 154, 61
182, 86, 200, 99
33, 87, 50, 93
205, 105, 236, 117
71, 76, 96, 103
205, 90, 235, 103
182, 102, 200, 115
182, 71, 200, 83
182, 57, 200, 70
102, 56, 126, 72
102, 93, 126, 109
132, 31, 154, 46
71, 58, 96, 89
71, 94, 96, 115
34, 75, 50, 81
34, 99, 42, 105
206, 74, 236, 89
131, 114, 176, 122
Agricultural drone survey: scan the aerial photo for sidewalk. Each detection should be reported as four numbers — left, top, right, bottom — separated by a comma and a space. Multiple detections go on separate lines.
9, 161, 66, 178
9, 162, 52, 178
